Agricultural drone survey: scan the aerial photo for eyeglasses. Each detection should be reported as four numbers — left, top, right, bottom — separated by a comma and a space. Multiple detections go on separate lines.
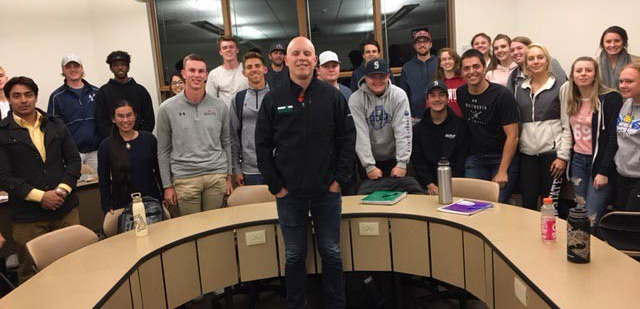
171, 80, 184, 86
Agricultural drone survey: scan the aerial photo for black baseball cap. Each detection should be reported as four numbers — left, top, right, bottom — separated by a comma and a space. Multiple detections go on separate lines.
269, 43, 286, 53
106, 50, 131, 65
426, 80, 448, 95
364, 58, 390, 76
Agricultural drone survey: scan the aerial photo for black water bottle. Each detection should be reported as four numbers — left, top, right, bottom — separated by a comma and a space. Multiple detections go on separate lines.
567, 207, 590, 263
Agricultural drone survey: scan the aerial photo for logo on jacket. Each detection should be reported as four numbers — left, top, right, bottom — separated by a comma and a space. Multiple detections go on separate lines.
368, 105, 390, 130
88, 94, 95, 102
445, 133, 456, 139
204, 109, 216, 116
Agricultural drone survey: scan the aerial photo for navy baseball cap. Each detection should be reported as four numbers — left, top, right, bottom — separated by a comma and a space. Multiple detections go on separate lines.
269, 43, 286, 53
364, 58, 390, 75
426, 80, 448, 95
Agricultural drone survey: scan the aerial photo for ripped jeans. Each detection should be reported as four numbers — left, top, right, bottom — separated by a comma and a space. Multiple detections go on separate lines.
570, 153, 612, 229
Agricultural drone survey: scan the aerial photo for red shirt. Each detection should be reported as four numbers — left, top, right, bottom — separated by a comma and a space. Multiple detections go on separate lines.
444, 76, 466, 117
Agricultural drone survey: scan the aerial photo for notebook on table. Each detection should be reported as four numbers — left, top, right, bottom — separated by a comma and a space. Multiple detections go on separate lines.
360, 191, 407, 205
437, 199, 493, 215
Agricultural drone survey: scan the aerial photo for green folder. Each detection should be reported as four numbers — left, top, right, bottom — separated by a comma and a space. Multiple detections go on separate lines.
360, 191, 407, 205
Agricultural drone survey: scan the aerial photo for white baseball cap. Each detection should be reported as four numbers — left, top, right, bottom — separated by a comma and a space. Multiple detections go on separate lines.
61, 54, 83, 66
318, 51, 340, 66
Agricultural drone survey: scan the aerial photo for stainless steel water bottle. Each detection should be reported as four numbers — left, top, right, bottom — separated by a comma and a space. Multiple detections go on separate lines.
567, 207, 590, 263
437, 158, 452, 204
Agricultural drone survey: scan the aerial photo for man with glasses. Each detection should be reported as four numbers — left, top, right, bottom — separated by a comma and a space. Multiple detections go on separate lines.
349, 58, 412, 180
399, 28, 438, 123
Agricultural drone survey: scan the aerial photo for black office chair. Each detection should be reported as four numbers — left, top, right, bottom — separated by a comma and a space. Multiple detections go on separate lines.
599, 211, 640, 261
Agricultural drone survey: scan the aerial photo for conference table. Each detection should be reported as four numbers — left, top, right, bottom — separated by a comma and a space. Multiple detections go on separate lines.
1, 195, 639, 309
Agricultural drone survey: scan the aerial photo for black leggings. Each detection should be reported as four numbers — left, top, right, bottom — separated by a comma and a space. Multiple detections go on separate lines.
519, 153, 562, 210
616, 174, 640, 211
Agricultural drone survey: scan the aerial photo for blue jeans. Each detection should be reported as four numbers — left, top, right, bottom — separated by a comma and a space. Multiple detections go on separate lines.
571, 153, 612, 228
464, 153, 519, 203
276, 191, 345, 309
243, 173, 265, 185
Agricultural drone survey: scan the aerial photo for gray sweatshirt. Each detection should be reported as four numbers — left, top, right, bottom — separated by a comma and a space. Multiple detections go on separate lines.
349, 80, 412, 172
157, 92, 231, 188
615, 98, 640, 178
229, 85, 269, 175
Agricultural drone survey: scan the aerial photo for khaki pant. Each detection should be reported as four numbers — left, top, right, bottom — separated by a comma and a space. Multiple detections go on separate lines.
174, 173, 227, 216
12, 207, 79, 283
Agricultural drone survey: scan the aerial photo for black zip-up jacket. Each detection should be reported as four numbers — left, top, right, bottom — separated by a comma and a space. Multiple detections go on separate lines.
573, 91, 623, 179
411, 107, 467, 187
255, 76, 356, 198
0, 109, 81, 222
95, 78, 155, 138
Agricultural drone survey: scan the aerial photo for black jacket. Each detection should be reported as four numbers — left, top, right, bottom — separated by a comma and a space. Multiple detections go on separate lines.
411, 107, 467, 187
256, 76, 356, 198
0, 109, 81, 222
572, 91, 623, 179
95, 78, 155, 138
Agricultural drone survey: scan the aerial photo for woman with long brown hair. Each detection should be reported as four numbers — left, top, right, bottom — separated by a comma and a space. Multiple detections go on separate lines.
433, 48, 465, 117
560, 57, 622, 231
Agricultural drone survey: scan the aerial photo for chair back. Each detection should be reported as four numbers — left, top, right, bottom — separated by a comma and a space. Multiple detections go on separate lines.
103, 206, 171, 237
228, 185, 274, 207
600, 211, 640, 258
26, 225, 98, 271
451, 177, 500, 203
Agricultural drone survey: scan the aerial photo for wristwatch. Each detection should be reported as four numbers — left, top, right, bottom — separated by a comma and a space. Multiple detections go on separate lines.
55, 187, 69, 198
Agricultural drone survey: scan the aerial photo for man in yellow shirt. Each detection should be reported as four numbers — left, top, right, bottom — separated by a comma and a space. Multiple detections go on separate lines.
0, 76, 81, 283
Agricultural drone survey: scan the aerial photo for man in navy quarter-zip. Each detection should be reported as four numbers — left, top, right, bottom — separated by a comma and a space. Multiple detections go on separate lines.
48, 54, 101, 173
230, 51, 269, 186
157, 54, 232, 216
256, 37, 356, 309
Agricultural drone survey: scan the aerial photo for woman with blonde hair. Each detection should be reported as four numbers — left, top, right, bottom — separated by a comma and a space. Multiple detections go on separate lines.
614, 61, 640, 211
433, 48, 465, 117
514, 43, 568, 210
560, 57, 622, 231
486, 34, 517, 86
597, 26, 638, 89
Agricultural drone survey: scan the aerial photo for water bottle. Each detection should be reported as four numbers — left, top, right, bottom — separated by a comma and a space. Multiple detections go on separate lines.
131, 193, 148, 237
437, 158, 452, 204
567, 207, 590, 263
540, 197, 556, 242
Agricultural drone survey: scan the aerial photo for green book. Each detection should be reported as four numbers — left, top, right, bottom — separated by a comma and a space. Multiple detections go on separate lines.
360, 191, 407, 205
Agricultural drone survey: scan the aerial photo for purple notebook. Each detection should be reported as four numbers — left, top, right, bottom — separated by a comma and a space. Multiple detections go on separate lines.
437, 199, 493, 216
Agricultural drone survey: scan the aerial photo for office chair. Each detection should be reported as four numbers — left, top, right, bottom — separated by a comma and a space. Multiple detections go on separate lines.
452, 177, 500, 203
599, 211, 640, 260
26, 225, 98, 271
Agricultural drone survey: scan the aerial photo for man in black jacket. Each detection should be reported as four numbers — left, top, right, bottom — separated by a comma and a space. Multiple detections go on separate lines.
95, 50, 155, 138
256, 37, 356, 309
412, 80, 467, 195
0, 77, 81, 283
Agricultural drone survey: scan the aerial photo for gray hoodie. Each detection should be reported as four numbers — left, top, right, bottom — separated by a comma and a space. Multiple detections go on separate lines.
157, 92, 231, 188
349, 80, 412, 172
230, 85, 269, 175
615, 98, 640, 178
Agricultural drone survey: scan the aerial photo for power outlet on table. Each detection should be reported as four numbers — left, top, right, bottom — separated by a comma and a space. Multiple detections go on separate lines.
245, 230, 266, 246
359, 222, 380, 236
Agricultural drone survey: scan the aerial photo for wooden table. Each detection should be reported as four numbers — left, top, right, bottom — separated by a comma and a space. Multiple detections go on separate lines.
1, 195, 638, 309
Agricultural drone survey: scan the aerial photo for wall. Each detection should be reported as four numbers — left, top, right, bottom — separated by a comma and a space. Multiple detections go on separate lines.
454, 0, 640, 73
0, 0, 158, 112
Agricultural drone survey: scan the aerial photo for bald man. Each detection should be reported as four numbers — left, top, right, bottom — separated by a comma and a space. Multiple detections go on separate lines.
256, 37, 355, 308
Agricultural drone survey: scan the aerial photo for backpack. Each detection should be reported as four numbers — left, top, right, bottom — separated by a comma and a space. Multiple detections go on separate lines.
234, 89, 248, 163
117, 196, 165, 233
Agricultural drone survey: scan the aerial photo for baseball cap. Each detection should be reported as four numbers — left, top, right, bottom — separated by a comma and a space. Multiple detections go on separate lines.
412, 28, 431, 42
426, 80, 448, 95
269, 43, 286, 53
364, 58, 390, 76
318, 51, 341, 66
61, 54, 82, 66
106, 51, 131, 65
